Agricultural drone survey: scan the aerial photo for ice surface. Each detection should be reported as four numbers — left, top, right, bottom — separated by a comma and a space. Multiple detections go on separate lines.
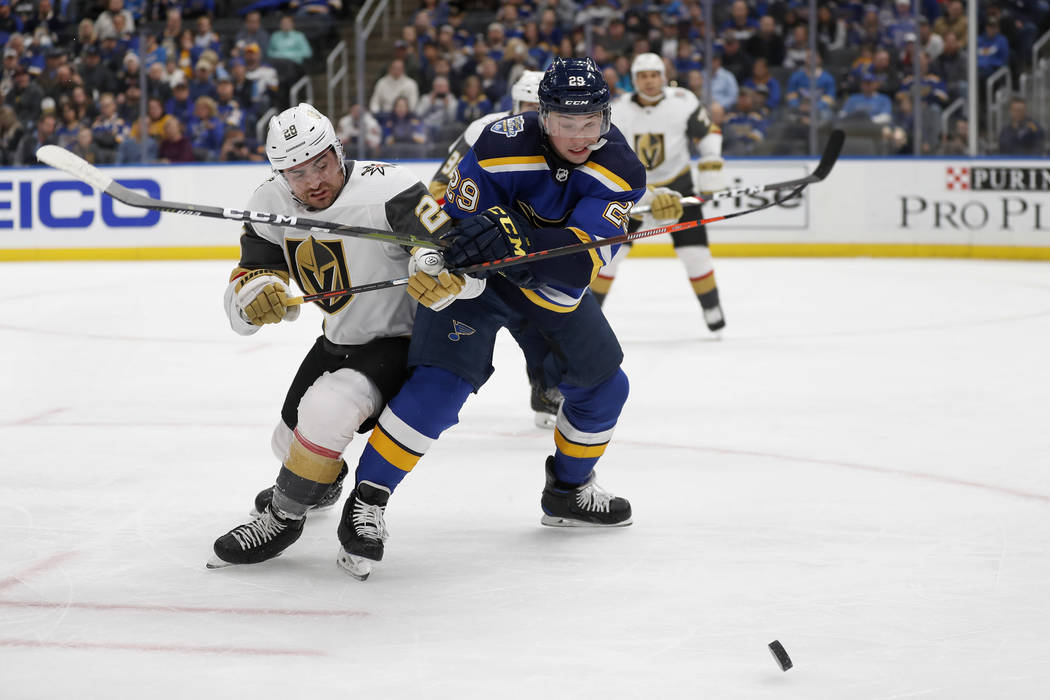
2, 257, 1049, 699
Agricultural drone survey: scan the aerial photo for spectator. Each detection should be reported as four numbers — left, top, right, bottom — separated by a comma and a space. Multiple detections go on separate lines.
938, 117, 969, 155
165, 74, 192, 123
130, 96, 171, 141
0, 0, 24, 38
884, 91, 939, 154
933, 31, 967, 99
70, 124, 107, 163
785, 51, 836, 123
720, 33, 753, 83
157, 115, 192, 162
188, 58, 217, 101
869, 48, 900, 97
455, 74, 491, 123
885, 0, 919, 51
933, 0, 967, 46
673, 41, 702, 76
218, 126, 263, 162
976, 19, 1009, 80
369, 58, 419, 115
14, 112, 58, 165
896, 53, 949, 109
69, 84, 96, 122
90, 91, 126, 159
43, 62, 76, 104
381, 95, 425, 146
708, 51, 740, 112
9, 65, 43, 124
173, 28, 200, 81
77, 44, 119, 97
684, 68, 704, 101
336, 102, 381, 157
235, 11, 269, 56
192, 14, 220, 55
476, 56, 506, 105
145, 60, 172, 102
159, 7, 181, 56
743, 57, 781, 110
816, 3, 847, 52
117, 82, 144, 123
268, 15, 312, 66
141, 32, 166, 68
917, 16, 943, 62
228, 58, 254, 114
841, 70, 893, 123
484, 22, 507, 63
72, 18, 97, 58
55, 100, 83, 147
242, 42, 278, 111
998, 97, 1045, 155
94, 0, 134, 41
415, 74, 457, 141
215, 75, 247, 130
722, 0, 758, 42
187, 95, 223, 160
783, 24, 809, 69
603, 18, 633, 56
0, 104, 24, 164
722, 87, 768, 155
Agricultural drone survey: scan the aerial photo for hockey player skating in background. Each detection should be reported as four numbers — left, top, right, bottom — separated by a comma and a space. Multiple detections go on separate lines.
595, 52, 727, 333
430, 70, 565, 429
336, 58, 647, 580
208, 103, 482, 568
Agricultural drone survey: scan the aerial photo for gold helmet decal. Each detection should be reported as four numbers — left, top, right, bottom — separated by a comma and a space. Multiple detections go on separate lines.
286, 236, 353, 313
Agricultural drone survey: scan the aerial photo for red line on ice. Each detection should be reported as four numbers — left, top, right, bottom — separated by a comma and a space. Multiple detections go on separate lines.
0, 551, 78, 592
0, 638, 325, 657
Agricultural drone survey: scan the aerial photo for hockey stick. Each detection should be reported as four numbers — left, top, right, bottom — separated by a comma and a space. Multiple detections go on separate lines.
34, 145, 444, 249
631, 128, 845, 214
288, 185, 805, 306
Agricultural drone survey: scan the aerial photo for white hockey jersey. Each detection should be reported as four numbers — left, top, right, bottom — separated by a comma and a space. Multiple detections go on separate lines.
231, 161, 446, 346
431, 110, 510, 189
611, 87, 724, 191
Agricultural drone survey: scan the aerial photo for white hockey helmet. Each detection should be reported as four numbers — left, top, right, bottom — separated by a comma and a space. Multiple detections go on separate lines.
511, 70, 544, 112
266, 102, 345, 172
630, 52, 666, 83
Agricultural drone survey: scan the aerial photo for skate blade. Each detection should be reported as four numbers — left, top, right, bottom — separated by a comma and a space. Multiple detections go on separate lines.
540, 515, 634, 528
206, 555, 234, 569
336, 550, 374, 581
533, 412, 557, 429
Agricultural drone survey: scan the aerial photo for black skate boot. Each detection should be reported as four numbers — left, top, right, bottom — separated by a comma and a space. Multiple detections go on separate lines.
530, 379, 564, 429
251, 461, 349, 516
540, 456, 632, 527
207, 505, 305, 568
699, 289, 725, 332
336, 481, 390, 581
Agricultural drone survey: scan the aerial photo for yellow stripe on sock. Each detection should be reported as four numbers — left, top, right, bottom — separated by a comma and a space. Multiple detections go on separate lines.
554, 429, 609, 459
367, 425, 422, 473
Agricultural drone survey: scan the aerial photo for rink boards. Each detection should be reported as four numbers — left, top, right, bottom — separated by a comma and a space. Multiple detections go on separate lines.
0, 157, 1047, 261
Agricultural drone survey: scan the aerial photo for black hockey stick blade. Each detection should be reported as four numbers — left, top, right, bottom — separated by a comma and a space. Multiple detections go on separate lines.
811, 129, 845, 181
34, 145, 444, 248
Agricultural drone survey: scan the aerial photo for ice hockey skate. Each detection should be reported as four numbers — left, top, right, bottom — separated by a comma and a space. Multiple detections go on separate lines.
207, 505, 305, 568
250, 461, 349, 516
540, 456, 633, 527
336, 481, 390, 581
703, 304, 726, 333
530, 379, 564, 429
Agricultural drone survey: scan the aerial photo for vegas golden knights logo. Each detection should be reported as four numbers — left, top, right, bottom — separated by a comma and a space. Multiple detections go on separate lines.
634, 133, 665, 170
286, 236, 352, 313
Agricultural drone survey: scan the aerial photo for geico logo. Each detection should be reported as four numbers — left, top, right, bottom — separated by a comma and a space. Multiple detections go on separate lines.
0, 178, 161, 228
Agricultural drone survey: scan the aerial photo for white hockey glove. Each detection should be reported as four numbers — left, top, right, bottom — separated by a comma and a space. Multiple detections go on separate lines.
406, 246, 485, 311
224, 268, 300, 334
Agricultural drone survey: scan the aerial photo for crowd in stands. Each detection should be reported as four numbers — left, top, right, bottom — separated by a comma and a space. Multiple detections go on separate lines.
0, 0, 341, 166
343, 0, 1047, 159
2, 0, 1047, 166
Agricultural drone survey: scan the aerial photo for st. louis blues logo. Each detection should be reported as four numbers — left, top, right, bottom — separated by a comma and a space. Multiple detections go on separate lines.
490, 115, 525, 138
448, 320, 476, 341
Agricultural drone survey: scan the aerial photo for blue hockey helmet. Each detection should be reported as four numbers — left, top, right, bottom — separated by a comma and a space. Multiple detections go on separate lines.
537, 57, 611, 139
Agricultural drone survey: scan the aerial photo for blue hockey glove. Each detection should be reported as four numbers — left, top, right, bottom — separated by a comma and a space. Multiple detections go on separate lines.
442, 206, 540, 289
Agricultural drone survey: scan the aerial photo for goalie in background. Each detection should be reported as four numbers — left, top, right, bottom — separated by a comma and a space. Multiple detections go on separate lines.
595, 53, 728, 333
429, 70, 565, 430
208, 103, 482, 569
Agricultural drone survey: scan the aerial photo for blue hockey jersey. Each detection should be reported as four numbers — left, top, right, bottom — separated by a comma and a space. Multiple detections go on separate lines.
443, 111, 646, 314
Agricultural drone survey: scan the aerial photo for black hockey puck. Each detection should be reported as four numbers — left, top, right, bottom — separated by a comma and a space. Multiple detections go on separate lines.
768, 640, 793, 671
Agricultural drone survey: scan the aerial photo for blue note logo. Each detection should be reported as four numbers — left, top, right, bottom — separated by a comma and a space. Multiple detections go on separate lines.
448, 320, 476, 341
